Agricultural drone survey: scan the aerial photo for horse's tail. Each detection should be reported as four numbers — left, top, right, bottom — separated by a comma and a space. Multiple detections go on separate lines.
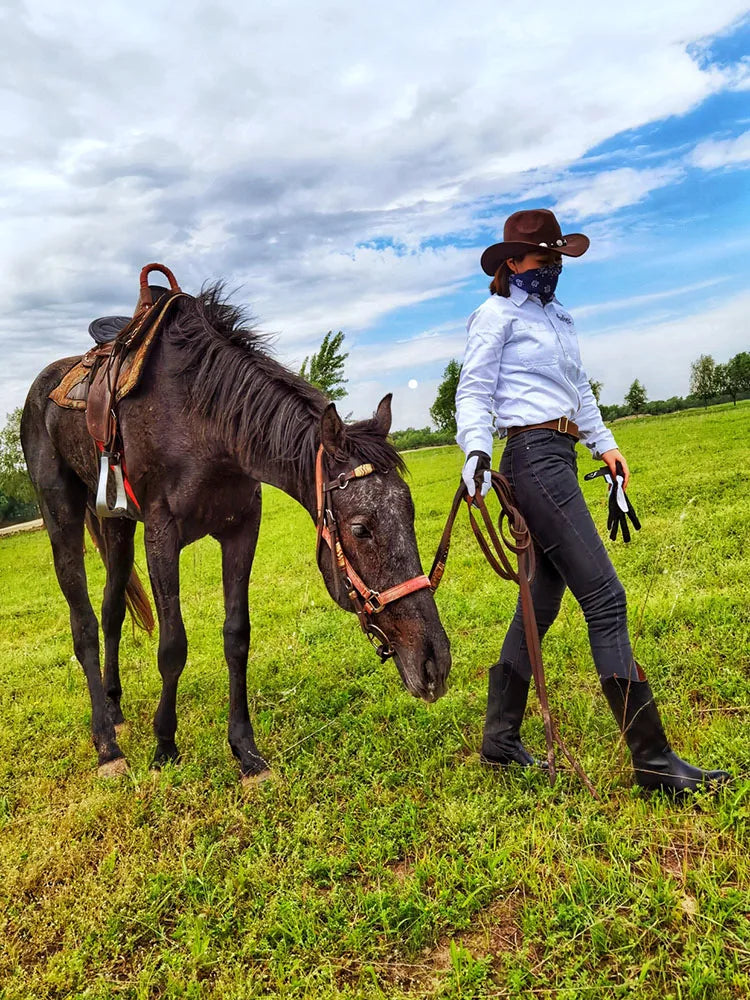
84, 509, 155, 635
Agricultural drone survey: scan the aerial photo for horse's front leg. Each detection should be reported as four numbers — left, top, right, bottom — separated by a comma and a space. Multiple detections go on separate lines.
217, 491, 270, 783
145, 516, 187, 767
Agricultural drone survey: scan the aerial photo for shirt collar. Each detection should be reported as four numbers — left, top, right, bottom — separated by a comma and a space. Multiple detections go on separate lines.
509, 284, 560, 308
509, 284, 529, 306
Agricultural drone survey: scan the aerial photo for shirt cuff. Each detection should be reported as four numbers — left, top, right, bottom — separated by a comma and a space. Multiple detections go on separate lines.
459, 431, 495, 458
587, 429, 617, 459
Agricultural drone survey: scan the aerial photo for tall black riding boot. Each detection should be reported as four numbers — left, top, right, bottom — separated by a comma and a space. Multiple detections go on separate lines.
480, 661, 540, 767
601, 675, 731, 794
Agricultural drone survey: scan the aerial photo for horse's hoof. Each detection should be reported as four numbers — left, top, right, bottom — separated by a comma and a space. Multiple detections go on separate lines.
241, 769, 272, 789
150, 745, 181, 770
98, 756, 130, 778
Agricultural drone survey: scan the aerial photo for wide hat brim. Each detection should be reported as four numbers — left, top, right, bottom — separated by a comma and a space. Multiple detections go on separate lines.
480, 233, 590, 276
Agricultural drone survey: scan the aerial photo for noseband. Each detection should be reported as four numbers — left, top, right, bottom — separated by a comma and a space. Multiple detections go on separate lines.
314, 446, 432, 661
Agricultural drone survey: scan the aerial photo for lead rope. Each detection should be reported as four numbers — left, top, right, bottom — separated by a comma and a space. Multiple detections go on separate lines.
430, 472, 599, 798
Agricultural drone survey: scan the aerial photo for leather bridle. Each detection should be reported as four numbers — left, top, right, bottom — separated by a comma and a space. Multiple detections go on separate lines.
314, 445, 433, 662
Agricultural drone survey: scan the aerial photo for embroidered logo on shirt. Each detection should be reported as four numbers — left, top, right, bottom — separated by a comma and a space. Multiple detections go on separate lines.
556, 311, 573, 325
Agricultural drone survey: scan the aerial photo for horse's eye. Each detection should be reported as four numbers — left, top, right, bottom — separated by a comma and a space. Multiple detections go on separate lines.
351, 523, 371, 539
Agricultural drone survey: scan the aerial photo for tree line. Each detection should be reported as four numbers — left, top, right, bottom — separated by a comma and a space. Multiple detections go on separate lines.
599, 351, 750, 421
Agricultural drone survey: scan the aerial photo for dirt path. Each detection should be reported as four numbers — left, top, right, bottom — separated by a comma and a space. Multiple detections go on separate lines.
0, 518, 44, 538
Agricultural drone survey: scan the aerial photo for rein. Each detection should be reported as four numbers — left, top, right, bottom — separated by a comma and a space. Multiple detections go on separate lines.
314, 446, 432, 661
313, 447, 597, 796
429, 471, 598, 797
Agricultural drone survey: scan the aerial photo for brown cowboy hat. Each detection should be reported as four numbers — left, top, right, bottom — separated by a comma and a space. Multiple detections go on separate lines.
480, 209, 590, 276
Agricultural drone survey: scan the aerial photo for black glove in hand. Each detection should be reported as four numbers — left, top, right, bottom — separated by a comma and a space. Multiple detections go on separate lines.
584, 460, 641, 543
462, 450, 491, 500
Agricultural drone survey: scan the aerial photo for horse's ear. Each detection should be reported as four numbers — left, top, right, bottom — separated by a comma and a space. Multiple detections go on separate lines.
320, 403, 346, 457
374, 394, 392, 436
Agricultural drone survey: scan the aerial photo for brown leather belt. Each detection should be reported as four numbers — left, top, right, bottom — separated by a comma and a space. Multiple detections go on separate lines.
507, 416, 580, 441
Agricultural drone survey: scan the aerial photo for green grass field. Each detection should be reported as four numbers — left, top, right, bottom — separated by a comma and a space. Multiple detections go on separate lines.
1, 402, 749, 1000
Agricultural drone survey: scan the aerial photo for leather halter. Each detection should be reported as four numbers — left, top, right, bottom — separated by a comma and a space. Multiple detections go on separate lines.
314, 446, 432, 661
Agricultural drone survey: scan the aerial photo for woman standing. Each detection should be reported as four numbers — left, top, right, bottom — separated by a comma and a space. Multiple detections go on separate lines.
456, 208, 729, 794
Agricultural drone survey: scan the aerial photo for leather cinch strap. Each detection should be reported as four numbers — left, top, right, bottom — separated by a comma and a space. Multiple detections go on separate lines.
428, 471, 598, 797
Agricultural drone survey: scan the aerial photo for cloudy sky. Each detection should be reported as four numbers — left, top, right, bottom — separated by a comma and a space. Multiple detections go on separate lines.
3, 0, 749, 429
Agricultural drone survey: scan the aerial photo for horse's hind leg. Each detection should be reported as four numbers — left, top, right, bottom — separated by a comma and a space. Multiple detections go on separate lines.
144, 515, 187, 767
217, 488, 270, 782
35, 475, 127, 773
99, 516, 138, 728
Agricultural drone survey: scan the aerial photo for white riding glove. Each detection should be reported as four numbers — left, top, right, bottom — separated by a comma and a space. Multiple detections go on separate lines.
462, 450, 492, 499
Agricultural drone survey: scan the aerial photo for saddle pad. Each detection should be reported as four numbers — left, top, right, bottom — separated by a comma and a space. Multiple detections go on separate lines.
48, 353, 102, 410
89, 316, 131, 344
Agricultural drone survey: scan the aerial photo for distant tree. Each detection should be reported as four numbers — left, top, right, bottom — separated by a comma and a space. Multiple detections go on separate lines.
600, 403, 629, 422
588, 378, 603, 405
430, 359, 462, 434
0, 408, 35, 503
624, 379, 647, 414
0, 407, 38, 523
718, 351, 750, 405
732, 351, 750, 390
300, 330, 348, 401
689, 354, 718, 408
714, 363, 731, 404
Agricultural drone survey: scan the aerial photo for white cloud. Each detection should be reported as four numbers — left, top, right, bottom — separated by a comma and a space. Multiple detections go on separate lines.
347, 322, 466, 381
552, 166, 685, 220
689, 129, 750, 168
572, 278, 725, 320
580, 289, 750, 404
3, 0, 750, 416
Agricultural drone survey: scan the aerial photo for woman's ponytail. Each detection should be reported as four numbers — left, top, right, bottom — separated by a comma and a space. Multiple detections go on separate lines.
489, 261, 512, 296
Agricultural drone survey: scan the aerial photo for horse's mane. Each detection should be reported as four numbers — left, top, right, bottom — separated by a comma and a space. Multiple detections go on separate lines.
165, 283, 405, 483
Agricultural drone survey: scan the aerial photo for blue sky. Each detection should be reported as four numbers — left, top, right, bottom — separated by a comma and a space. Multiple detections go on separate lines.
2, 1, 749, 428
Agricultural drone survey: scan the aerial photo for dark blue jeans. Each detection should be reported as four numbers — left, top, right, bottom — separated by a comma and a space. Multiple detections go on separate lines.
498, 428, 636, 681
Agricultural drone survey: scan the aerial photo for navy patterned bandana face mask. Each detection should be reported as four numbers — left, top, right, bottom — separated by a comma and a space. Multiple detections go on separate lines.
510, 263, 563, 304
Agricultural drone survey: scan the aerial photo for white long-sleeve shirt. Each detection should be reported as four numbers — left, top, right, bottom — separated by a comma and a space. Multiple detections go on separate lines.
455, 284, 617, 460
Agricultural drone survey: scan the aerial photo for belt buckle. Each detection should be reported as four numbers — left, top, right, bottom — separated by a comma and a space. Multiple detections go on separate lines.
557, 416, 569, 434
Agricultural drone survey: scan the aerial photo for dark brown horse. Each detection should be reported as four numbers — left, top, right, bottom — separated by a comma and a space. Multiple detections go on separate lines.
21, 286, 451, 780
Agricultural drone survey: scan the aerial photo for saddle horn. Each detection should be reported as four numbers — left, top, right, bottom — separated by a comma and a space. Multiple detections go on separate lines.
134, 263, 182, 316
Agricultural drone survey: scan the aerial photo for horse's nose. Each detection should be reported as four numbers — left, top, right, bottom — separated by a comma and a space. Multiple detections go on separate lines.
423, 656, 446, 702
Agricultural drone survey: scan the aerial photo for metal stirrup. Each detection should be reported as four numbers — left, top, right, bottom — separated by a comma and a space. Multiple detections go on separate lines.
96, 453, 129, 518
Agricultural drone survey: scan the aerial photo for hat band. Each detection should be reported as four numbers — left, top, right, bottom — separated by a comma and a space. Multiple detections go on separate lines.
537, 238, 567, 248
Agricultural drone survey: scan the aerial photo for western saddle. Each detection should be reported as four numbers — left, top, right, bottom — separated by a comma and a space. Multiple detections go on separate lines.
49, 263, 187, 517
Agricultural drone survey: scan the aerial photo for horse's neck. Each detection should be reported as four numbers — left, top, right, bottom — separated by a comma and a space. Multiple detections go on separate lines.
207, 424, 317, 521
257, 459, 318, 521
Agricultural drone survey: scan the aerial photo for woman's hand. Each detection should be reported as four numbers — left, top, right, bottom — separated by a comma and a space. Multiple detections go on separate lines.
462, 450, 492, 499
601, 449, 629, 489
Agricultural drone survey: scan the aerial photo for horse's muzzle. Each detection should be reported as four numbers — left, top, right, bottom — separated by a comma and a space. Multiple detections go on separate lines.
393, 630, 451, 703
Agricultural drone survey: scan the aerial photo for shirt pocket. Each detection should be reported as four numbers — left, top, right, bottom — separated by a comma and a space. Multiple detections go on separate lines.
507, 319, 559, 371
